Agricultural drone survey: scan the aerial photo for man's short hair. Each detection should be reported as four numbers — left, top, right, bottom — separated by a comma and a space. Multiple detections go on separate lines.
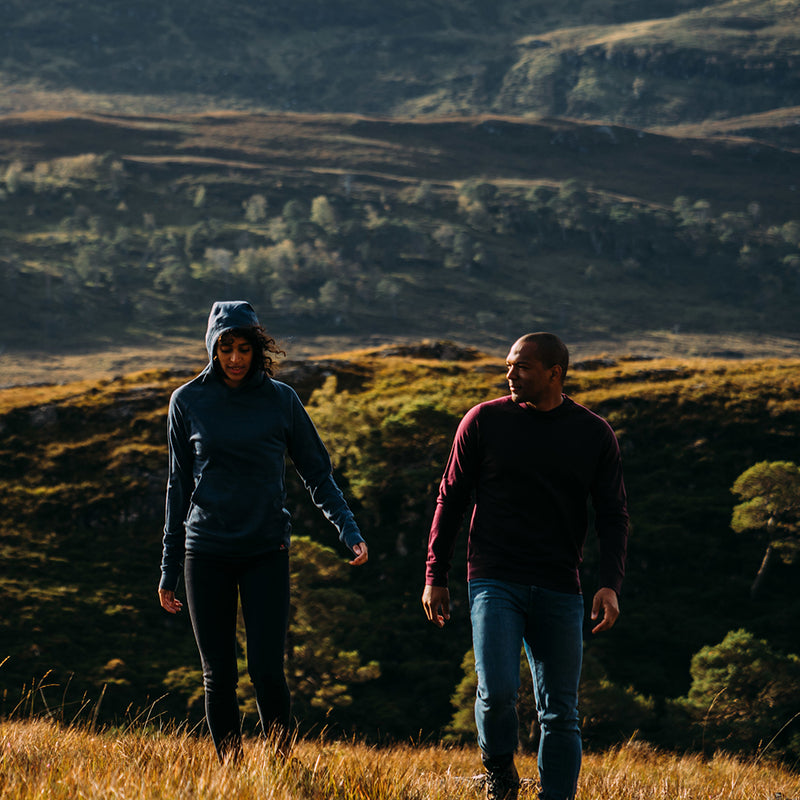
519, 332, 569, 382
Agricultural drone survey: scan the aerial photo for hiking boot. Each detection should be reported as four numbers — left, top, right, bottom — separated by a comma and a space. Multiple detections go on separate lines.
485, 761, 520, 800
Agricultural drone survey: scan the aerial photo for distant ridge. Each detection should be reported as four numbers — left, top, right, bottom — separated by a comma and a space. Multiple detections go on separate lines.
1, 110, 798, 218
2, 0, 800, 130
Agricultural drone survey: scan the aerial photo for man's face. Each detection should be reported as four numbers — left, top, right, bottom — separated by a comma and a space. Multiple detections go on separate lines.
505, 340, 559, 405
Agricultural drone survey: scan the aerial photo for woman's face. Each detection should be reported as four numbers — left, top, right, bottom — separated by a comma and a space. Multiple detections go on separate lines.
216, 335, 254, 388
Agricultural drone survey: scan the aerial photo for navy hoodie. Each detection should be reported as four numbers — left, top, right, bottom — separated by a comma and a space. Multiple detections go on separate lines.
159, 301, 364, 592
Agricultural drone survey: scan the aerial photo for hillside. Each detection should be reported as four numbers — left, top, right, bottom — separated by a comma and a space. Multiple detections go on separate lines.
3, 0, 800, 131
1, 110, 799, 383
2, 344, 800, 757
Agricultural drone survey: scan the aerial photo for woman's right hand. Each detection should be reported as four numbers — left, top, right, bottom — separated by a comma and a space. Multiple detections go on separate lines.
158, 588, 183, 614
349, 541, 369, 566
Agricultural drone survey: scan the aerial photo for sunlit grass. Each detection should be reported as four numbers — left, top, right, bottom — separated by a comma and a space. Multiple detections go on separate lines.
1, 719, 799, 800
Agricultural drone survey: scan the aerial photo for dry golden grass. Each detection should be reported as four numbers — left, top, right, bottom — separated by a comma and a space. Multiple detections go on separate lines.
0, 339, 205, 391
1, 719, 798, 800
4, 330, 800, 391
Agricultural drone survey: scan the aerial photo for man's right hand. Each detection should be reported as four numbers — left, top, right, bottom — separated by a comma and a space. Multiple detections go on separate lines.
421, 585, 451, 628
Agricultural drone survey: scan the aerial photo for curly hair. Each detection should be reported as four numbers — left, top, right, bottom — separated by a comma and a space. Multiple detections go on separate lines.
216, 326, 285, 378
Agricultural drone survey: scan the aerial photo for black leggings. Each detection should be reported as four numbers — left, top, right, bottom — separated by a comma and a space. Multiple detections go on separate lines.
184, 549, 291, 757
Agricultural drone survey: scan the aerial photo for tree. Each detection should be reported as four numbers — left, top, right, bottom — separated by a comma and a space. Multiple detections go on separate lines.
459, 179, 497, 207
409, 180, 435, 210
235, 536, 380, 733
310, 195, 338, 236
282, 199, 314, 242
318, 279, 348, 324
192, 185, 207, 209
243, 193, 268, 223
4, 160, 26, 194
446, 648, 654, 751
550, 179, 603, 251
443, 230, 473, 272
375, 277, 402, 317
166, 537, 380, 735
457, 180, 495, 232
779, 220, 800, 247
677, 629, 800, 759
731, 460, 800, 598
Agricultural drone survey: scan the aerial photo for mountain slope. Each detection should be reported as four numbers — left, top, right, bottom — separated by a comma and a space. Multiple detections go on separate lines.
1, 110, 799, 372
2, 346, 800, 751
2, 0, 800, 130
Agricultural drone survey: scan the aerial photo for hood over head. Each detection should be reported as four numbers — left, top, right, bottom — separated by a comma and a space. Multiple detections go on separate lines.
205, 300, 261, 361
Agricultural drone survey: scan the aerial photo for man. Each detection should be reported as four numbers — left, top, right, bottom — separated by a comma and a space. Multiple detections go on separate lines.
422, 333, 628, 800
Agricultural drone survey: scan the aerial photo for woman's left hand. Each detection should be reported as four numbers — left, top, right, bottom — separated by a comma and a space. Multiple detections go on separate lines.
349, 542, 369, 566
158, 588, 183, 614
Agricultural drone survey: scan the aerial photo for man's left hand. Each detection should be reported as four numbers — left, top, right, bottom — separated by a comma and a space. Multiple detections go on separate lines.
590, 587, 620, 634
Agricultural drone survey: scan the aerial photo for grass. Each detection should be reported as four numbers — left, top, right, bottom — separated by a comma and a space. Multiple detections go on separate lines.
1, 717, 799, 800
0, 340, 203, 392
5, 330, 800, 389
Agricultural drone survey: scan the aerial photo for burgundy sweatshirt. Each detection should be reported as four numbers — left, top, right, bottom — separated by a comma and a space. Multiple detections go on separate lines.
425, 395, 628, 595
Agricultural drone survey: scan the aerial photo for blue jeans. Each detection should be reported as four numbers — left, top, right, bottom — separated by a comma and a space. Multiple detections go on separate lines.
184, 549, 291, 758
469, 578, 584, 800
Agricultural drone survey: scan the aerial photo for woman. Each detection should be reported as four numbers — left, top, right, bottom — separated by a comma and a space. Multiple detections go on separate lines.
158, 300, 368, 760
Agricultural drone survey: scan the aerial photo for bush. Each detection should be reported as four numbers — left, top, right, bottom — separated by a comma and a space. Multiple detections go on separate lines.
676, 629, 800, 760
